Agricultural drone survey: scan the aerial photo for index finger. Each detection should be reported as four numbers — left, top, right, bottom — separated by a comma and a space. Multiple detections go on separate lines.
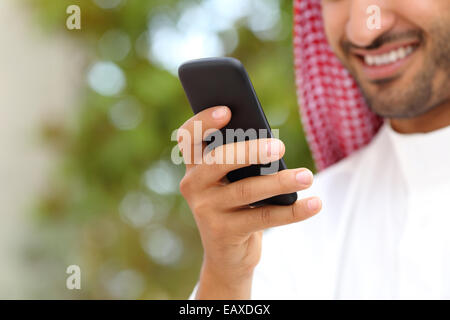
177, 106, 231, 145
177, 106, 231, 166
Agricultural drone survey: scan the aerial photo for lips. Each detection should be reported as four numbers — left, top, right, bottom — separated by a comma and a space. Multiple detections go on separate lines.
352, 41, 420, 81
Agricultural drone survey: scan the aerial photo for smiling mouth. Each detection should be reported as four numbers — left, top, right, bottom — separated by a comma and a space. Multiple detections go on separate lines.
352, 41, 421, 82
361, 44, 416, 66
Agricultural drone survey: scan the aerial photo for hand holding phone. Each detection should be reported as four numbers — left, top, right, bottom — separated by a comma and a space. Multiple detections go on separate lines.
176, 58, 322, 299
179, 57, 297, 206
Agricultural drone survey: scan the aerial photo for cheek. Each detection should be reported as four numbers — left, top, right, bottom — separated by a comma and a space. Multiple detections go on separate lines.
396, 0, 443, 20
321, 3, 348, 53
394, 0, 444, 31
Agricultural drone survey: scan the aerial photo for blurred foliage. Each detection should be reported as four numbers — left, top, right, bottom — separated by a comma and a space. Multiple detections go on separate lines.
23, 0, 314, 299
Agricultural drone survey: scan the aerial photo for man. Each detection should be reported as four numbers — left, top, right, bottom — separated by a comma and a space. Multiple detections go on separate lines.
178, 0, 450, 299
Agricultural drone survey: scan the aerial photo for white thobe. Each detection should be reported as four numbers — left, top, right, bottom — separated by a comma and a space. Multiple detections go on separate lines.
191, 121, 450, 299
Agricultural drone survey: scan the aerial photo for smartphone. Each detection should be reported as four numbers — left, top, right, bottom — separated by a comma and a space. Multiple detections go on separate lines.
178, 57, 297, 207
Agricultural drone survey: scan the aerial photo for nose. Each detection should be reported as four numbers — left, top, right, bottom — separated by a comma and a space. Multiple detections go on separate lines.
345, 0, 396, 48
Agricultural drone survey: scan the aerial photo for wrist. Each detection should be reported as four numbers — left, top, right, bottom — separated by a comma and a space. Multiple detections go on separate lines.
196, 262, 254, 299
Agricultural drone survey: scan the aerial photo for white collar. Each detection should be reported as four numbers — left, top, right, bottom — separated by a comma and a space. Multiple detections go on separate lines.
384, 119, 450, 194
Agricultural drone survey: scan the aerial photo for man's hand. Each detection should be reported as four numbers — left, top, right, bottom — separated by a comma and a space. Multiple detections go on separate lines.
177, 106, 322, 299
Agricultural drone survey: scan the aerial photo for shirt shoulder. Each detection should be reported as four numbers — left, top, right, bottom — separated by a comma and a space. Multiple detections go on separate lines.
302, 122, 393, 218
252, 124, 392, 299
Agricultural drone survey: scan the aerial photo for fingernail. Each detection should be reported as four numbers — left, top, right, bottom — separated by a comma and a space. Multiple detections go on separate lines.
212, 107, 227, 119
307, 198, 321, 211
296, 170, 313, 185
266, 140, 282, 157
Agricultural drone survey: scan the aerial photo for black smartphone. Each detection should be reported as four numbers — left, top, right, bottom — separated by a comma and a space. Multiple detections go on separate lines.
178, 57, 297, 207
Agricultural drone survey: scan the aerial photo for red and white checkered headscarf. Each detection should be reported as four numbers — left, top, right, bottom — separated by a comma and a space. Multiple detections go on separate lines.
293, 0, 383, 171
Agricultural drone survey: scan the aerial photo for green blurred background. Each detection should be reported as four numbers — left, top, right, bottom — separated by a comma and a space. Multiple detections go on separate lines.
11, 0, 313, 299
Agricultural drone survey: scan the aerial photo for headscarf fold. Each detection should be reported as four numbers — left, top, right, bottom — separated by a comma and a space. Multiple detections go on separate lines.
293, 0, 383, 171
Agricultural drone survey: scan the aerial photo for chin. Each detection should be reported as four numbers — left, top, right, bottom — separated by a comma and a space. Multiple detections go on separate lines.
355, 64, 435, 118
359, 82, 434, 119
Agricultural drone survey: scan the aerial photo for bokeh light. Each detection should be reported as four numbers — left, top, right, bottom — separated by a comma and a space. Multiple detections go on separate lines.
119, 191, 154, 228
144, 161, 180, 195
99, 29, 131, 62
94, 0, 123, 10
147, 0, 282, 74
103, 269, 145, 299
87, 61, 126, 96
108, 97, 143, 130
141, 227, 184, 266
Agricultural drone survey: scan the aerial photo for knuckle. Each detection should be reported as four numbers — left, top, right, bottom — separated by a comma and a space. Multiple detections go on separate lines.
259, 205, 272, 226
205, 146, 222, 165
192, 198, 210, 215
179, 176, 191, 197
178, 121, 190, 138
247, 140, 258, 164
290, 202, 303, 221
176, 127, 183, 142
276, 170, 288, 191
235, 182, 252, 202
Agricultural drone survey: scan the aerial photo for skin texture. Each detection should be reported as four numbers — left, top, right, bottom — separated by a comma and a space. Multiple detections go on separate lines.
180, 1, 450, 300
321, 0, 450, 133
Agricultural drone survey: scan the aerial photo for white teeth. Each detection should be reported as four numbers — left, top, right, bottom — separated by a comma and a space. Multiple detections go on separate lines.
375, 56, 383, 66
363, 45, 415, 66
389, 51, 397, 63
397, 47, 406, 59
365, 55, 374, 65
